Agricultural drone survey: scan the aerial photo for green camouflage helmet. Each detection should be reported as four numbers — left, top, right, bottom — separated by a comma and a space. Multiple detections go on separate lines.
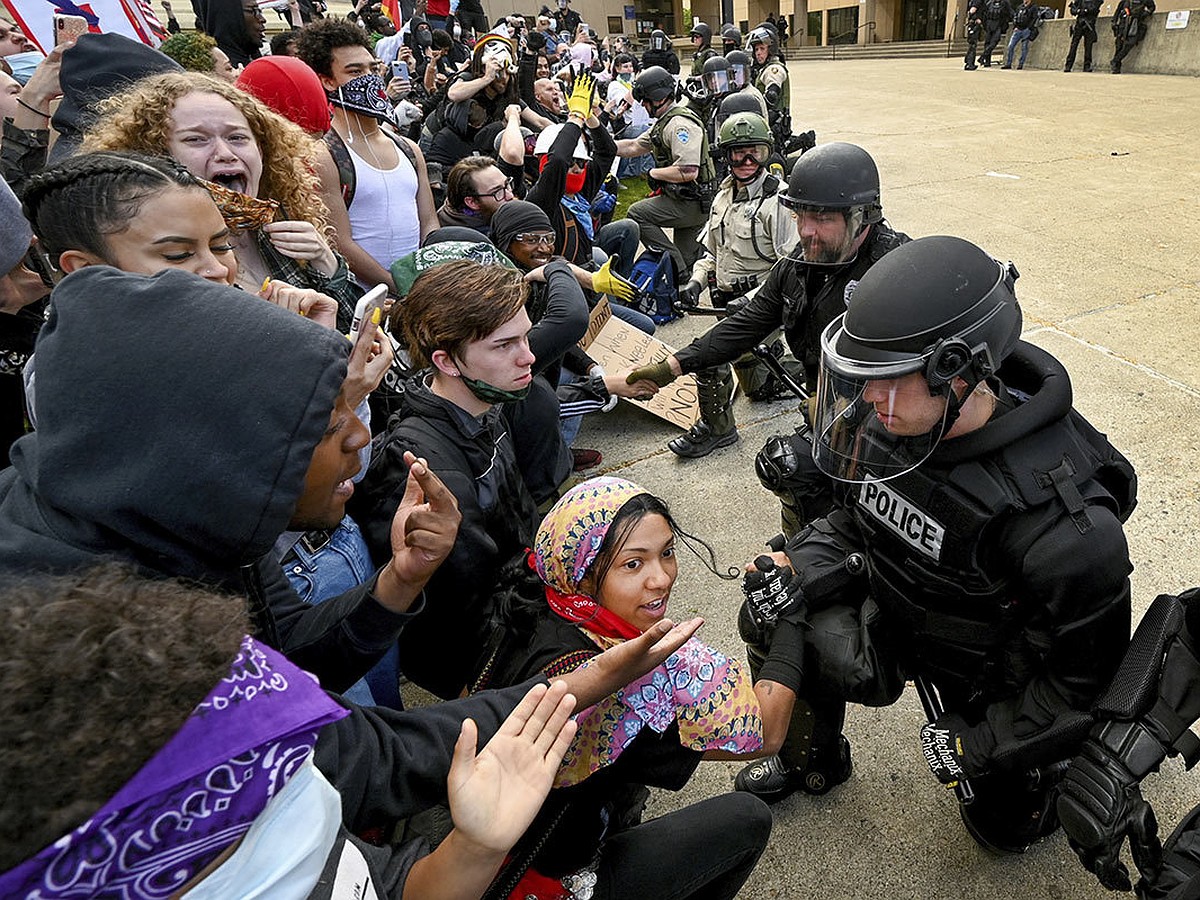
717, 111, 774, 151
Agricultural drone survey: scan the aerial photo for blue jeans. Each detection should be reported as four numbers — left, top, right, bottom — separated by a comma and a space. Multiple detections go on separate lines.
1004, 28, 1032, 67
283, 516, 403, 709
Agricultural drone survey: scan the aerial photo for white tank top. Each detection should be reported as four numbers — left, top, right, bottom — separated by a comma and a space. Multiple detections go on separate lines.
346, 136, 421, 284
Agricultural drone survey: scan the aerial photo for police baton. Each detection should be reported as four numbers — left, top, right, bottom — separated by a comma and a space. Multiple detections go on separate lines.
914, 676, 976, 806
750, 343, 810, 403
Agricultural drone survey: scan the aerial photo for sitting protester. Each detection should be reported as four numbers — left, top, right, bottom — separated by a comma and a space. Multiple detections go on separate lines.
470, 476, 792, 899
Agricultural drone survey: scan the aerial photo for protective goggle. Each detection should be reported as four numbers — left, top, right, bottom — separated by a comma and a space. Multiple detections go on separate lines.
726, 144, 771, 165
514, 232, 556, 246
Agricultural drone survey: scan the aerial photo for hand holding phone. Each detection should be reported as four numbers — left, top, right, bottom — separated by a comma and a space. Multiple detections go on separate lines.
391, 60, 410, 81
54, 14, 89, 45
351, 284, 389, 338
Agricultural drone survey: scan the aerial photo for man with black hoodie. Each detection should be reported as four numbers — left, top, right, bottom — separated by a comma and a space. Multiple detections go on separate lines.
0, 266, 460, 695
194, 0, 267, 67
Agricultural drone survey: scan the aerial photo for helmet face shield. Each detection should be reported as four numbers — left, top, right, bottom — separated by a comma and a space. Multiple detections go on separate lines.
812, 319, 951, 483
727, 62, 748, 88
702, 68, 729, 95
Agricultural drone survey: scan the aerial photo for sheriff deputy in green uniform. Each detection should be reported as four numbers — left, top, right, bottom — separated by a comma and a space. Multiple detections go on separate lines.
666, 111, 800, 457
749, 25, 790, 110
616, 66, 717, 282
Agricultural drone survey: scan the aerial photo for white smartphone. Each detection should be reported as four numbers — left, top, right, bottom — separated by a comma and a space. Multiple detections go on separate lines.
350, 283, 389, 336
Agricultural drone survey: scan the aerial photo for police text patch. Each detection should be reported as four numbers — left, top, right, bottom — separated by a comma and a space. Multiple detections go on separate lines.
859, 479, 945, 560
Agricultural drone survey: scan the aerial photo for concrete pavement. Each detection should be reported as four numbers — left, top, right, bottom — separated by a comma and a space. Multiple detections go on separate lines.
576, 57, 1200, 899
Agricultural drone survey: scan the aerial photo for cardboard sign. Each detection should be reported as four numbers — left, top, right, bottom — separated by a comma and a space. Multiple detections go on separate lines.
585, 315, 700, 430
579, 296, 613, 351
1166, 10, 1189, 28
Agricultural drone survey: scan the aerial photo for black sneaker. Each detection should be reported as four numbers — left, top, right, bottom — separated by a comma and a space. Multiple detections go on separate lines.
667, 421, 739, 458
964, 64, 978, 70
1000, 63, 1012, 69
734, 738, 853, 803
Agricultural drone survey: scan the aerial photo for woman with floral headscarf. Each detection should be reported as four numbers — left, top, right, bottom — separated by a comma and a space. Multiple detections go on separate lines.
471, 476, 802, 900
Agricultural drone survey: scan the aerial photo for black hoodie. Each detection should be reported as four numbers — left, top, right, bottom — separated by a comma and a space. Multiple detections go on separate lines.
196, 0, 264, 67
0, 267, 413, 691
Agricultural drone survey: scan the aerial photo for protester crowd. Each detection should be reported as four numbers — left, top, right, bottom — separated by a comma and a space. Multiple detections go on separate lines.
0, 4, 1196, 900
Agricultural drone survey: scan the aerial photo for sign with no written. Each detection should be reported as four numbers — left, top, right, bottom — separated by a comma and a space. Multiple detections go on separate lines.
584, 314, 700, 430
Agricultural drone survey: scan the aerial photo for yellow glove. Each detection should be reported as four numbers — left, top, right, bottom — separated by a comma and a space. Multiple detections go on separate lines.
592, 256, 637, 304
567, 71, 594, 119
626, 360, 677, 387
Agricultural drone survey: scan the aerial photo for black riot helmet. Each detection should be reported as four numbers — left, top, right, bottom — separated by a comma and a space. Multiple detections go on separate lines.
714, 89, 764, 133
690, 22, 712, 46
725, 49, 752, 88
721, 23, 742, 52
777, 141, 883, 260
650, 28, 668, 51
812, 236, 1023, 483
632, 65, 676, 104
701, 55, 731, 96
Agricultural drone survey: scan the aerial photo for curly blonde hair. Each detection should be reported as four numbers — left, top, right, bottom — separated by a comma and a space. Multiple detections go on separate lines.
82, 71, 330, 232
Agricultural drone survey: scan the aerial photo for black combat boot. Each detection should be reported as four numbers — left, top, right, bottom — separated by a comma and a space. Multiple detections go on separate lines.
734, 737, 853, 803
668, 367, 738, 458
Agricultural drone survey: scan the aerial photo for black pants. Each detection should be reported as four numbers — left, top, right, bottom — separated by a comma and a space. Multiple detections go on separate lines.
1111, 35, 1142, 72
596, 794, 772, 900
979, 22, 1006, 64
964, 32, 980, 65
1065, 23, 1097, 69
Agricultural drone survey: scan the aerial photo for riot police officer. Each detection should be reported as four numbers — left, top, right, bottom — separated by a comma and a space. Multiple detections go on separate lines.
721, 23, 743, 54
748, 25, 789, 120
1058, 586, 1200, 894
641, 28, 680, 75
624, 143, 907, 522
690, 22, 717, 74
1064, 0, 1102, 71
725, 49, 770, 116
1111, 0, 1156, 74
616, 65, 717, 284
735, 236, 1136, 856
964, 1, 984, 69
977, 0, 1013, 67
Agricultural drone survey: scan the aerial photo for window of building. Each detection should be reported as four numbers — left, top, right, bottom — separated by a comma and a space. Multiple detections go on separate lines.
827, 5, 860, 42
900, 0, 948, 40
807, 10, 822, 44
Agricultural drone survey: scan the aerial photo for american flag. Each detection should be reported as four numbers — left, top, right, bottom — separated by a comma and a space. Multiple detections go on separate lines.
123, 0, 170, 44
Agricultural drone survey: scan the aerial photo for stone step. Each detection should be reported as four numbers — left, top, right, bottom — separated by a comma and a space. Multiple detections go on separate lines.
786, 39, 969, 60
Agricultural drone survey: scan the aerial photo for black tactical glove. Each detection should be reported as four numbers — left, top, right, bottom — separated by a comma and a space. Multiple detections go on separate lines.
919, 714, 970, 785
646, 172, 664, 193
1057, 724, 1165, 892
741, 555, 804, 627
677, 280, 702, 309
764, 83, 781, 106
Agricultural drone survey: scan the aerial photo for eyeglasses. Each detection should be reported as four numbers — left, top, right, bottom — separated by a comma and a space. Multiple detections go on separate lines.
470, 177, 514, 202
514, 232, 556, 246
570, 157, 589, 169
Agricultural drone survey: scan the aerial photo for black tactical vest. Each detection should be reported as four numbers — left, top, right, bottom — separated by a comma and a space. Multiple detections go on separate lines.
848, 348, 1136, 698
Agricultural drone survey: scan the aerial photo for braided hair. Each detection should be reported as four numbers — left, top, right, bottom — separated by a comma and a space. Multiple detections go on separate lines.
22, 152, 204, 263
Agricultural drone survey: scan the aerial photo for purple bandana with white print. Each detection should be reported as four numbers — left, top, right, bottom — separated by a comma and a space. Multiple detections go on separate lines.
0, 636, 349, 900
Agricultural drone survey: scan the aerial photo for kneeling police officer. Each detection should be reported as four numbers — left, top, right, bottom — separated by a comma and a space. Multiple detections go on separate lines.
736, 236, 1136, 854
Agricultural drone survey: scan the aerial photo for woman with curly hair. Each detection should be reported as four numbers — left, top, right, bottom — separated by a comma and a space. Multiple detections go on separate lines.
82, 71, 363, 330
